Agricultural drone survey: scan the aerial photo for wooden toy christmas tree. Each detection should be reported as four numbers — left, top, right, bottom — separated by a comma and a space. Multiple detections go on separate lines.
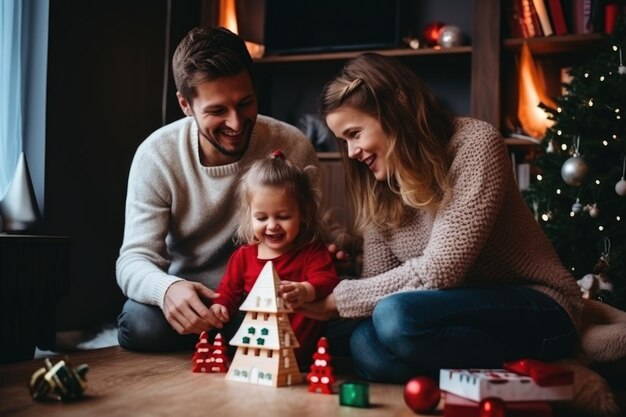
225, 261, 303, 387
192, 332, 229, 373
306, 337, 336, 394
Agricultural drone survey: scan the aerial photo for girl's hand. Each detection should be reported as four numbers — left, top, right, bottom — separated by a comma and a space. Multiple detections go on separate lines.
296, 294, 339, 321
280, 281, 315, 309
208, 303, 230, 324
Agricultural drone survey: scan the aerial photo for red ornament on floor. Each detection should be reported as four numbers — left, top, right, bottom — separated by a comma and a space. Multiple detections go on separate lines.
404, 375, 441, 413
479, 397, 506, 417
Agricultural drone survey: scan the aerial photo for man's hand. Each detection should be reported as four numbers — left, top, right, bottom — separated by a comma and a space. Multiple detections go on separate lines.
163, 281, 221, 334
296, 294, 339, 321
280, 281, 315, 309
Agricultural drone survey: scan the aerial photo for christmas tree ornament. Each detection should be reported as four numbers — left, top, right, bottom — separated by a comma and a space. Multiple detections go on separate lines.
561, 154, 589, 187
618, 47, 625, 75
571, 198, 583, 214
30, 357, 89, 402
587, 203, 600, 218
616, 179, 626, 196
546, 140, 555, 153
616, 157, 626, 196
423, 22, 444, 46
403, 375, 441, 413
437, 25, 463, 48
479, 397, 506, 417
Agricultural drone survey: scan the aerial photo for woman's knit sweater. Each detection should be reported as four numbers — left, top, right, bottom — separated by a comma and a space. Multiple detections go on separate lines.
333, 118, 584, 333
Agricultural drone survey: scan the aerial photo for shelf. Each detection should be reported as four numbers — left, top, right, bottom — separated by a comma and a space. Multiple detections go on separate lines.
254, 46, 472, 64
502, 33, 607, 55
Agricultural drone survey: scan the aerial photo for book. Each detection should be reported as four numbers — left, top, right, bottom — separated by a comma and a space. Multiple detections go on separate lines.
508, 0, 529, 38
444, 393, 553, 417
572, 0, 593, 33
532, 0, 555, 36
439, 369, 573, 402
547, 0, 569, 35
521, 0, 544, 37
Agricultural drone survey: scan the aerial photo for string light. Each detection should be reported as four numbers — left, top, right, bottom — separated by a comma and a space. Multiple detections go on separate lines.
599, 226, 604, 231
584, 72, 589, 78
556, 188, 562, 194
570, 211, 575, 217
596, 179, 601, 185
557, 107, 562, 113
536, 174, 543, 181
541, 213, 550, 222
557, 129, 562, 135
561, 144, 568, 151
600, 75, 605, 81
588, 99, 594, 106
603, 140, 609, 146
618, 216, 622, 221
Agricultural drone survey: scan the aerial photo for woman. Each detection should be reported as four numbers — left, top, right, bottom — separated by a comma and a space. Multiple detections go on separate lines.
300, 53, 583, 383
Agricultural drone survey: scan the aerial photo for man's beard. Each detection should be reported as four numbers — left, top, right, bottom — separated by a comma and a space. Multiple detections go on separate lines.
197, 122, 250, 158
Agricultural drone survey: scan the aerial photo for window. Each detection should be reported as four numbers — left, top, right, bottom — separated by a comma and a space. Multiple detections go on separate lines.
0, 0, 49, 210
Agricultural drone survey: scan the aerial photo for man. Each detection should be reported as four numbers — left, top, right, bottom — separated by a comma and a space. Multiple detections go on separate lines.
116, 26, 321, 351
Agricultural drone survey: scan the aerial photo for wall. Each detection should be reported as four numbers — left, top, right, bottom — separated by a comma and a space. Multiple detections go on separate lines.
44, 0, 202, 330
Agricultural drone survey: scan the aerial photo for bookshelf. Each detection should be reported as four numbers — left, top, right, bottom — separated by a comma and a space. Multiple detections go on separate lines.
204, 0, 612, 221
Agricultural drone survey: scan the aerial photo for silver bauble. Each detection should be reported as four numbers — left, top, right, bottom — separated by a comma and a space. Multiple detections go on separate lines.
561, 155, 589, 187
572, 199, 583, 214
437, 25, 463, 48
616, 178, 626, 196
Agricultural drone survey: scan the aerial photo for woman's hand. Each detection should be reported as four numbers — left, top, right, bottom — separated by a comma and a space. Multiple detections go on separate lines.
296, 294, 339, 321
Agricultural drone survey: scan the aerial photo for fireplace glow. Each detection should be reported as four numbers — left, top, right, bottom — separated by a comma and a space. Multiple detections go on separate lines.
517, 43, 555, 139
219, 0, 265, 59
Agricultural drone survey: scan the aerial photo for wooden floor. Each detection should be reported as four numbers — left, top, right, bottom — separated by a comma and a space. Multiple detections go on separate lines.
0, 347, 427, 417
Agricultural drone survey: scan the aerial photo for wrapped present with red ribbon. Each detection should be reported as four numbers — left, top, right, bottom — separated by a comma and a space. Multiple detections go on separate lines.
439, 368, 573, 402
443, 392, 553, 417
503, 359, 573, 387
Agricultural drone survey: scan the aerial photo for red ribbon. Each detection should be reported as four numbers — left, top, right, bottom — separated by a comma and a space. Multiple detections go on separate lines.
503, 359, 573, 386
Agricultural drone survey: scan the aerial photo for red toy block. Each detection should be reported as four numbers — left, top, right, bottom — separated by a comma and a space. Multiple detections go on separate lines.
306, 337, 336, 394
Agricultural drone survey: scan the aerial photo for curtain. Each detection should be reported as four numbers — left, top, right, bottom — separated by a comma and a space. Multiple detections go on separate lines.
0, 0, 48, 212
0, 0, 23, 198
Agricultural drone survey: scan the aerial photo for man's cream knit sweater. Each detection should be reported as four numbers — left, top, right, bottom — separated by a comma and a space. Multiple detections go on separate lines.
116, 115, 319, 309
333, 118, 584, 333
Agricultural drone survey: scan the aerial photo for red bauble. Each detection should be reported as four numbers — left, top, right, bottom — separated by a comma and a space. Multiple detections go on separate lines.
423, 22, 444, 46
479, 397, 506, 417
403, 376, 441, 413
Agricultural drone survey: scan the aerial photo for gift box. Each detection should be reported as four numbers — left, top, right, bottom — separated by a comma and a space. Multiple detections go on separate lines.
439, 369, 573, 402
443, 392, 553, 417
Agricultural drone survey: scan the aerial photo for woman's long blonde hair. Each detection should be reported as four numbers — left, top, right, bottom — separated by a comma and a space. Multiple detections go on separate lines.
320, 53, 454, 230
234, 151, 325, 251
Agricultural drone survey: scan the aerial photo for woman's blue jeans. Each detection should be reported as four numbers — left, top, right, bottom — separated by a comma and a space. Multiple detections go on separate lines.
350, 285, 577, 383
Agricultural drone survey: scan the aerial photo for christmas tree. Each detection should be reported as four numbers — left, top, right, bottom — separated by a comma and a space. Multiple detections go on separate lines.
523, 13, 626, 310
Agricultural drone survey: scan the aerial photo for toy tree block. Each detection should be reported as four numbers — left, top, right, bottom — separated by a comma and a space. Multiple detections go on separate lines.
192, 332, 230, 373
439, 368, 573, 402
191, 331, 211, 373
306, 337, 336, 394
226, 261, 303, 387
